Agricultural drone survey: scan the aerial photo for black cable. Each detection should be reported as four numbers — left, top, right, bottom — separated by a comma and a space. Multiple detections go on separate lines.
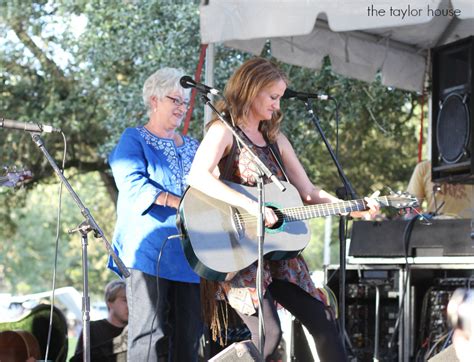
332, 98, 340, 158
388, 215, 419, 351
418, 287, 430, 338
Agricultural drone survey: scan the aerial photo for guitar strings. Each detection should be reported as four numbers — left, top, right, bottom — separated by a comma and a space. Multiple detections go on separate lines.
232, 195, 410, 223
235, 199, 368, 223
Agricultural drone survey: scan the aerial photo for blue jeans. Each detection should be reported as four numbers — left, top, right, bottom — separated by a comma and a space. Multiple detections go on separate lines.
126, 269, 202, 361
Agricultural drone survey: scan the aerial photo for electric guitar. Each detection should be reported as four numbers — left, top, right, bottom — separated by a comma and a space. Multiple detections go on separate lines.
177, 181, 417, 281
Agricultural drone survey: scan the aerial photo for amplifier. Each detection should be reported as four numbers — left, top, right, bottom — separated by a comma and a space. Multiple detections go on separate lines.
349, 219, 474, 257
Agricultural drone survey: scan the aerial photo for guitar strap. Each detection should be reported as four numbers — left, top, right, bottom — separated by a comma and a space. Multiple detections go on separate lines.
263, 133, 289, 183
220, 136, 238, 181
220, 129, 289, 183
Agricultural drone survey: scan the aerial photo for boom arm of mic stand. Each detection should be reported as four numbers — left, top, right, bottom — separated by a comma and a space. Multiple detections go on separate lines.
304, 99, 356, 355
30, 133, 130, 278
201, 94, 286, 192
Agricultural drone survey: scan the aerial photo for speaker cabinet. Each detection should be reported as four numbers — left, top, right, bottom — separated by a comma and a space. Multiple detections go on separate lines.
431, 36, 473, 184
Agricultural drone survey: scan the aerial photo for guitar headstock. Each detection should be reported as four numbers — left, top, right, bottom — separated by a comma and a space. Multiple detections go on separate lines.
1, 167, 33, 188
377, 192, 419, 209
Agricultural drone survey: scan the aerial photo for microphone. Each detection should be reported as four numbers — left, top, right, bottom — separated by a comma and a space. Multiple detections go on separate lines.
282, 88, 331, 101
179, 76, 220, 95
0, 118, 61, 133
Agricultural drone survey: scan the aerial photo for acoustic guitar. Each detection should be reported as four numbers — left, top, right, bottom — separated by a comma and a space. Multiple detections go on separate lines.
0, 304, 68, 362
0, 330, 41, 362
178, 181, 417, 281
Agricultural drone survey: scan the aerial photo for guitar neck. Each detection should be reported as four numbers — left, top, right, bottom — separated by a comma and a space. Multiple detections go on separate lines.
280, 198, 370, 222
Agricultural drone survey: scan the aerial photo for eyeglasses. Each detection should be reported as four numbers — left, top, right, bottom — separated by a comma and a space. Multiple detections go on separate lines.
166, 96, 190, 109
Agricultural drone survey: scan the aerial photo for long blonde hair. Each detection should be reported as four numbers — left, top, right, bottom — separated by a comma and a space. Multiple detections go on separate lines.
210, 57, 288, 143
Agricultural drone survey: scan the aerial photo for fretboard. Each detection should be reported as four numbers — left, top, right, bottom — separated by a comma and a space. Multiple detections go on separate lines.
278, 199, 368, 222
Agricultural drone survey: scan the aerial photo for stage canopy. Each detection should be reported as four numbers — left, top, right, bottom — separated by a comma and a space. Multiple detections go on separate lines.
200, 0, 474, 92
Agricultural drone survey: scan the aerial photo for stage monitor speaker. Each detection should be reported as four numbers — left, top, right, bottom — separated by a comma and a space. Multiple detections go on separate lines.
349, 219, 474, 258
208, 341, 263, 362
431, 36, 473, 184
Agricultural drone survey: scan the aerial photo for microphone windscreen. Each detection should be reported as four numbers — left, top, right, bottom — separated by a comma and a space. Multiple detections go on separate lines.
282, 88, 297, 99
180, 76, 195, 89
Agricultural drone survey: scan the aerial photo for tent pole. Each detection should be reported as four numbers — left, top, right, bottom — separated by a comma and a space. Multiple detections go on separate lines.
204, 43, 215, 128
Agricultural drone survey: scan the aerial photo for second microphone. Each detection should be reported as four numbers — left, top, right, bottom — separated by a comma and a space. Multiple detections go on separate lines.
179, 76, 220, 95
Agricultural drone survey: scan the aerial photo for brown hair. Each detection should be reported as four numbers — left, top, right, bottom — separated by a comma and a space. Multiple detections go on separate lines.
104, 279, 126, 308
210, 57, 288, 143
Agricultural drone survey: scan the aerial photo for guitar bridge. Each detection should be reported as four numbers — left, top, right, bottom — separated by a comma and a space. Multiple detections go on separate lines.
230, 206, 245, 239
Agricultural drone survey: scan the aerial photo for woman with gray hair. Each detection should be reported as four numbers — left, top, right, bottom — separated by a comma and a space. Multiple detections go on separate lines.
108, 67, 202, 360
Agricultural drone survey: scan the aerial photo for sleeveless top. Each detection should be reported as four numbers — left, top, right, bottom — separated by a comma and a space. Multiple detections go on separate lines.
216, 128, 330, 316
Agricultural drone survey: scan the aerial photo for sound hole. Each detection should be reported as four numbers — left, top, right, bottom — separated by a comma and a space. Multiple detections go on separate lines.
436, 93, 470, 164
266, 205, 284, 230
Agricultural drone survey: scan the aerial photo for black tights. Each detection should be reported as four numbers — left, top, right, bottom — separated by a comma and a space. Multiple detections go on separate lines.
236, 279, 347, 362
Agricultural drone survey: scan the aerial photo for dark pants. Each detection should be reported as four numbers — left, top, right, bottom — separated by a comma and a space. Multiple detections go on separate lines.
126, 269, 203, 361
237, 279, 347, 362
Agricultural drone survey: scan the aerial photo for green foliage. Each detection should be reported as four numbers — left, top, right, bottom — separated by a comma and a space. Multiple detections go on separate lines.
302, 219, 327, 271
1, 0, 206, 295
277, 59, 419, 197
0, 171, 116, 297
0, 1, 423, 296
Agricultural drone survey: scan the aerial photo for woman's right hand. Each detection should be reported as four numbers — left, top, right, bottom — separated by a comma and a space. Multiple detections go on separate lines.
245, 200, 279, 227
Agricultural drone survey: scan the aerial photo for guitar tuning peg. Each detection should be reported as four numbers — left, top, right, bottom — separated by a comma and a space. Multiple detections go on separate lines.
369, 190, 380, 198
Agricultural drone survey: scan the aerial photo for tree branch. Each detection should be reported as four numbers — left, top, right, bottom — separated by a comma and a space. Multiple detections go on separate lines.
8, 17, 67, 85
403, 95, 417, 124
99, 171, 118, 206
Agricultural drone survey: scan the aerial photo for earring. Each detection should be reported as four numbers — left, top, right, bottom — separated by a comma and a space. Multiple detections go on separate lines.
153, 108, 157, 113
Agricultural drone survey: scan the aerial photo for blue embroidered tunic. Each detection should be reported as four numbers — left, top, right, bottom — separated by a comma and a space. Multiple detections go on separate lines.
108, 127, 200, 283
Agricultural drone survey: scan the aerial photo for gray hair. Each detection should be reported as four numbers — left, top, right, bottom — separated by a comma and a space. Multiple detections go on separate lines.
104, 279, 126, 305
142, 67, 190, 116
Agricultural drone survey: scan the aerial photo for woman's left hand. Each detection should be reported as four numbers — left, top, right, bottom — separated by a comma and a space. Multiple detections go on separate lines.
350, 195, 380, 219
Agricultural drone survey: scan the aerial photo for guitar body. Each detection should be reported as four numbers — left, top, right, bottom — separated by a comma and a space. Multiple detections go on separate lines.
178, 181, 310, 281
0, 304, 68, 362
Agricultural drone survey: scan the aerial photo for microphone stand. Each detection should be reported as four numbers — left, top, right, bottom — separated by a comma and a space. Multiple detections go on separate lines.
303, 99, 357, 354
30, 133, 129, 362
200, 93, 285, 358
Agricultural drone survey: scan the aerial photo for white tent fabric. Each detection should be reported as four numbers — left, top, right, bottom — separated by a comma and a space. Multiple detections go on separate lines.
200, 0, 474, 91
